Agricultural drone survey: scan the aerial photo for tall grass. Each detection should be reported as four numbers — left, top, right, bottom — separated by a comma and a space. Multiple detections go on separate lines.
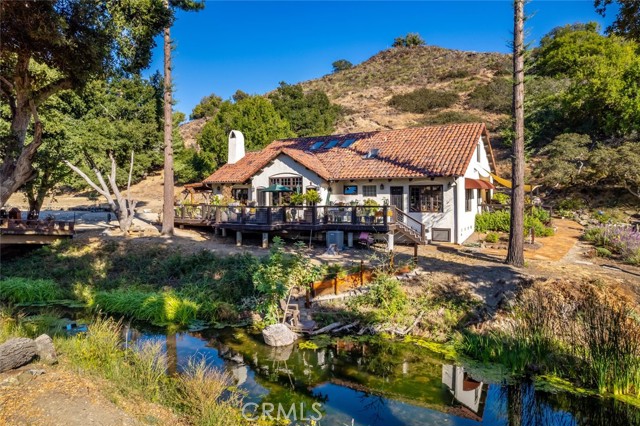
56, 317, 246, 422
460, 281, 640, 397
92, 289, 199, 326
0, 277, 63, 304
176, 358, 244, 426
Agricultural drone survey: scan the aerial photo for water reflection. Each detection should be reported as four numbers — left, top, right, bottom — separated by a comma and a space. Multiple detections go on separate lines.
125, 327, 640, 426
442, 365, 488, 422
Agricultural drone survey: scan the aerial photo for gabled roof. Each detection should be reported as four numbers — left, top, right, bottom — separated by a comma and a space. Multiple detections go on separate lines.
203, 123, 492, 184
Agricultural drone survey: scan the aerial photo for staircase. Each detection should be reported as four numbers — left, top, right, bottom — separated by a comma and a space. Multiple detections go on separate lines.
393, 207, 428, 245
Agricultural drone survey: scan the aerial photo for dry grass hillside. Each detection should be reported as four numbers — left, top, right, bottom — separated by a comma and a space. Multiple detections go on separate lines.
301, 45, 511, 133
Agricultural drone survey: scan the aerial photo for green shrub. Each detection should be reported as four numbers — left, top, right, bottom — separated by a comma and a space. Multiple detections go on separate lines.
467, 78, 512, 113
485, 232, 500, 243
388, 88, 459, 113
357, 274, 407, 319
475, 209, 554, 237
0, 277, 62, 304
584, 227, 605, 245
492, 192, 511, 205
595, 247, 612, 258
557, 197, 585, 211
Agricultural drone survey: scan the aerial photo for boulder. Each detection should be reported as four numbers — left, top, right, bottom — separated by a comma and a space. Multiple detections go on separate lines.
262, 323, 297, 347
34, 334, 57, 365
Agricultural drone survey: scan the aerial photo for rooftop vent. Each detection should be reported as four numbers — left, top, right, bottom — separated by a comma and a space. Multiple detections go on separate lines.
363, 148, 379, 159
325, 139, 339, 149
341, 138, 356, 148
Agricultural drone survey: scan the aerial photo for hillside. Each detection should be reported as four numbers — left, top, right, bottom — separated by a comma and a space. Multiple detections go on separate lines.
179, 45, 511, 142
301, 45, 511, 133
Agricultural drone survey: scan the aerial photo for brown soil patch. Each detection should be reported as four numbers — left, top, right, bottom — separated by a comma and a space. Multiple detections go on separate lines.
0, 364, 182, 426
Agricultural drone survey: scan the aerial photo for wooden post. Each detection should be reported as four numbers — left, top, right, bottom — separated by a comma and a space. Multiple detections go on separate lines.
360, 260, 364, 287
383, 206, 388, 226
312, 205, 317, 225
262, 232, 269, 249
351, 206, 357, 224
236, 231, 242, 246
181, 205, 186, 219
334, 276, 338, 295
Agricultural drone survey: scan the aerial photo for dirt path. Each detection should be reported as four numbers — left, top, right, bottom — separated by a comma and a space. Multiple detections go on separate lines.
0, 364, 181, 426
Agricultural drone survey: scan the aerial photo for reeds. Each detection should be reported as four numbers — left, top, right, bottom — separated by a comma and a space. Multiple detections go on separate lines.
461, 280, 640, 397
0, 277, 62, 304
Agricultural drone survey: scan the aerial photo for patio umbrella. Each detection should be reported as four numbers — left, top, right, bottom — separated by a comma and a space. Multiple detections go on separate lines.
261, 184, 294, 193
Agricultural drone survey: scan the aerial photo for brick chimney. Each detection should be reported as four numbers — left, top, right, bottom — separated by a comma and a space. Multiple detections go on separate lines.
228, 130, 245, 164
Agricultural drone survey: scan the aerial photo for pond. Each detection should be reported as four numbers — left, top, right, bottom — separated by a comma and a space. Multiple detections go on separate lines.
122, 326, 640, 426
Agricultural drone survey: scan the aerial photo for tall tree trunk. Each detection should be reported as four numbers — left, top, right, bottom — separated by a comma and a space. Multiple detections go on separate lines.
506, 0, 526, 267
161, 0, 175, 235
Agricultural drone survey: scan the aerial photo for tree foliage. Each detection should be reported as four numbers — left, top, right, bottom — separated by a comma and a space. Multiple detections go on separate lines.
332, 59, 353, 73
190, 93, 222, 120
595, 0, 640, 41
533, 133, 592, 188
392, 33, 426, 48
0, 0, 171, 206
268, 82, 341, 137
467, 78, 512, 114
198, 96, 293, 167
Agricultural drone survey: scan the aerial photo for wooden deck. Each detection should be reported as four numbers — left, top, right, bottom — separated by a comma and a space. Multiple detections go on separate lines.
0, 219, 75, 245
174, 204, 399, 234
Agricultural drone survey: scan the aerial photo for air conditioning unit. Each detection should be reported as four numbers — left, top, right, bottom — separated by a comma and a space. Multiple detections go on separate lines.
326, 231, 344, 250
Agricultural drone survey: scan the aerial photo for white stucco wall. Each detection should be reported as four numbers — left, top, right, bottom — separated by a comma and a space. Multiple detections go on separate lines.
251, 154, 328, 203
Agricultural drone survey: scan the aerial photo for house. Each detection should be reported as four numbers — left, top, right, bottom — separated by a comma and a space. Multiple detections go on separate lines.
187, 123, 496, 245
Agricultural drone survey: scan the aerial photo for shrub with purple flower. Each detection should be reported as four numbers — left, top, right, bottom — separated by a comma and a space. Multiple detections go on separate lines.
585, 225, 640, 265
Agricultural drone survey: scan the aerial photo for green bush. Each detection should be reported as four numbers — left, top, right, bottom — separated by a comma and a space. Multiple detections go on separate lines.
557, 197, 585, 211
388, 88, 459, 113
492, 192, 511, 205
467, 78, 512, 113
441, 69, 472, 80
595, 247, 612, 258
357, 274, 407, 319
0, 277, 63, 304
485, 232, 500, 243
475, 209, 554, 237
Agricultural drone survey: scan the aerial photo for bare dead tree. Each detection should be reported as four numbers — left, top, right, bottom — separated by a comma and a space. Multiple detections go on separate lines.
65, 151, 137, 233
506, 0, 526, 267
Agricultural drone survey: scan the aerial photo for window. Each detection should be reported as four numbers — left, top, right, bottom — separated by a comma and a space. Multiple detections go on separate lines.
465, 188, 474, 212
362, 185, 377, 197
310, 141, 323, 150
325, 140, 339, 148
343, 185, 358, 195
409, 185, 443, 213
341, 138, 356, 148
232, 188, 249, 203
270, 176, 303, 205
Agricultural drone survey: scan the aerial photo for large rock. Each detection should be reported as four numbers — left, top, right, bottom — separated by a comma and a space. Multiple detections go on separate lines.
262, 323, 297, 347
35, 334, 57, 365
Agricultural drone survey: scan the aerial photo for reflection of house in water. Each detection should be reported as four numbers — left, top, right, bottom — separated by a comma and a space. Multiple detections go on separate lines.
441, 365, 488, 422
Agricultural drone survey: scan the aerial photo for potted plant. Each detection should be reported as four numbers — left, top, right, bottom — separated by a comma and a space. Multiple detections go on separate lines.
305, 190, 322, 205
363, 199, 379, 224
289, 192, 305, 206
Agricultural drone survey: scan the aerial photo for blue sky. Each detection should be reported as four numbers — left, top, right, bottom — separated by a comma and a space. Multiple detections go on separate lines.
146, 1, 615, 117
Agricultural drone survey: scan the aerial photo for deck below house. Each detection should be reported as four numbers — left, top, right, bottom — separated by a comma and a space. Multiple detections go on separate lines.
174, 204, 429, 246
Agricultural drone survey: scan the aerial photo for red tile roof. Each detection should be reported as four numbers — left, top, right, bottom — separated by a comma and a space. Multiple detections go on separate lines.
203, 123, 492, 184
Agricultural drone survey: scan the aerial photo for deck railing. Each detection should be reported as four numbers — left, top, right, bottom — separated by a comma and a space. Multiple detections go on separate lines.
175, 204, 396, 227
2, 218, 75, 233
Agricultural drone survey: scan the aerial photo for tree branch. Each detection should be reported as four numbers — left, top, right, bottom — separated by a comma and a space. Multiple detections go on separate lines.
127, 151, 134, 201
33, 78, 73, 106
64, 161, 110, 201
